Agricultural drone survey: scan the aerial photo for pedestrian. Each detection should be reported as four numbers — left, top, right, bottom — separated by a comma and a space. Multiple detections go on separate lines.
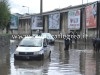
36, 29, 41, 36
74, 31, 77, 43
92, 38, 96, 50
69, 31, 73, 47
95, 38, 100, 51
64, 36, 70, 50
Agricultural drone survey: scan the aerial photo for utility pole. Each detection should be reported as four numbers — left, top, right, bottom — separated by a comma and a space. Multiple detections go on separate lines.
40, 0, 43, 32
82, 0, 83, 4
87, 0, 88, 3
40, 0, 43, 14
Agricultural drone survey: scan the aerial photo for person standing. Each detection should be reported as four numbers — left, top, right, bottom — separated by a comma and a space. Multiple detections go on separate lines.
74, 31, 78, 43
36, 29, 41, 36
64, 36, 70, 50
95, 38, 100, 51
69, 31, 73, 48
92, 38, 96, 50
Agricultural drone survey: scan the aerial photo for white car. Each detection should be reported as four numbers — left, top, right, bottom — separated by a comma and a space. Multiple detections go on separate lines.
41, 33, 55, 44
14, 36, 51, 60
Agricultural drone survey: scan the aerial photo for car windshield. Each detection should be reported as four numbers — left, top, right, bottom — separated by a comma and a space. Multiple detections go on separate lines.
19, 38, 42, 47
41, 33, 54, 39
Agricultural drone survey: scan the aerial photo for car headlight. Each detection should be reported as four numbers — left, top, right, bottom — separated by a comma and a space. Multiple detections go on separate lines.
14, 51, 19, 55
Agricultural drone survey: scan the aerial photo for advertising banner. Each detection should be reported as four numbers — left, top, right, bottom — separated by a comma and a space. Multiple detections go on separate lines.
68, 10, 81, 30
10, 15, 18, 29
48, 13, 60, 29
31, 15, 43, 30
85, 3, 97, 28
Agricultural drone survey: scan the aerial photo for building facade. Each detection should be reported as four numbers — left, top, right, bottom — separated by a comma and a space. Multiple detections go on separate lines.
10, 1, 100, 40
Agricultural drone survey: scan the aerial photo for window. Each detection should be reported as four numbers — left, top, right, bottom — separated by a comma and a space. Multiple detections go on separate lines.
19, 38, 42, 47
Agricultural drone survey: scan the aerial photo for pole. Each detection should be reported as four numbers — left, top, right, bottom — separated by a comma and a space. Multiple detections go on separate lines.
87, 0, 88, 3
82, 0, 86, 49
40, 0, 43, 14
82, 0, 83, 4
40, 0, 43, 32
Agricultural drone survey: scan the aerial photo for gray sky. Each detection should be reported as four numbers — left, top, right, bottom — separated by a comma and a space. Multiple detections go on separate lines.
9, 0, 98, 14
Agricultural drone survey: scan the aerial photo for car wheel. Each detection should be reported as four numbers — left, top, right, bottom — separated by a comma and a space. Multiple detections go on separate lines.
14, 54, 18, 60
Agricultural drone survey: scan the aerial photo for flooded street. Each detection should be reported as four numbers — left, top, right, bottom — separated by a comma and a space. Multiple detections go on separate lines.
0, 40, 100, 75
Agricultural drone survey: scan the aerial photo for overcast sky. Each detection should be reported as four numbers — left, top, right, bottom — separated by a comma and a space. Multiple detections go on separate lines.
9, 0, 98, 14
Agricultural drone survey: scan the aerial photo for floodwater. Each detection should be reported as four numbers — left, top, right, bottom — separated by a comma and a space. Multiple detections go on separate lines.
0, 40, 100, 75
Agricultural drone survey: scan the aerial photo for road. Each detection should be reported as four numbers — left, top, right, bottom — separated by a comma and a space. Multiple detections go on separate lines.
0, 40, 100, 75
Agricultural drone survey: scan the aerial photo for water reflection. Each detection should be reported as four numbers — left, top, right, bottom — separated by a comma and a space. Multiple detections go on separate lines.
84, 50, 96, 75
14, 59, 50, 75
14, 60, 45, 75
0, 46, 10, 75
93, 51, 100, 75
73, 43, 77, 49
46, 42, 82, 75
56, 42, 96, 75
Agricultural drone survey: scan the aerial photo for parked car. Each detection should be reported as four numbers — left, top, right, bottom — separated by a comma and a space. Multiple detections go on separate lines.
33, 33, 55, 44
41, 33, 55, 44
14, 36, 51, 60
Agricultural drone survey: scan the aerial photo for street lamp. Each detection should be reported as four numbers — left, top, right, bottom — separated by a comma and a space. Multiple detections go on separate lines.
22, 6, 29, 13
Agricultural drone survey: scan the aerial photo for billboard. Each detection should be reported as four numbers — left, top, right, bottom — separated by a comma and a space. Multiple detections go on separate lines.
85, 3, 97, 28
68, 10, 81, 30
31, 15, 43, 30
10, 15, 18, 29
48, 13, 60, 29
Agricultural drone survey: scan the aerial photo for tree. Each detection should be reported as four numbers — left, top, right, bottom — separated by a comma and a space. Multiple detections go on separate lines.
0, 0, 10, 33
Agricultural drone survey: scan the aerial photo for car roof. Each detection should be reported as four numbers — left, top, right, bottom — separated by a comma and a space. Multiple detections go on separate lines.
24, 36, 46, 39
32, 33, 52, 36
